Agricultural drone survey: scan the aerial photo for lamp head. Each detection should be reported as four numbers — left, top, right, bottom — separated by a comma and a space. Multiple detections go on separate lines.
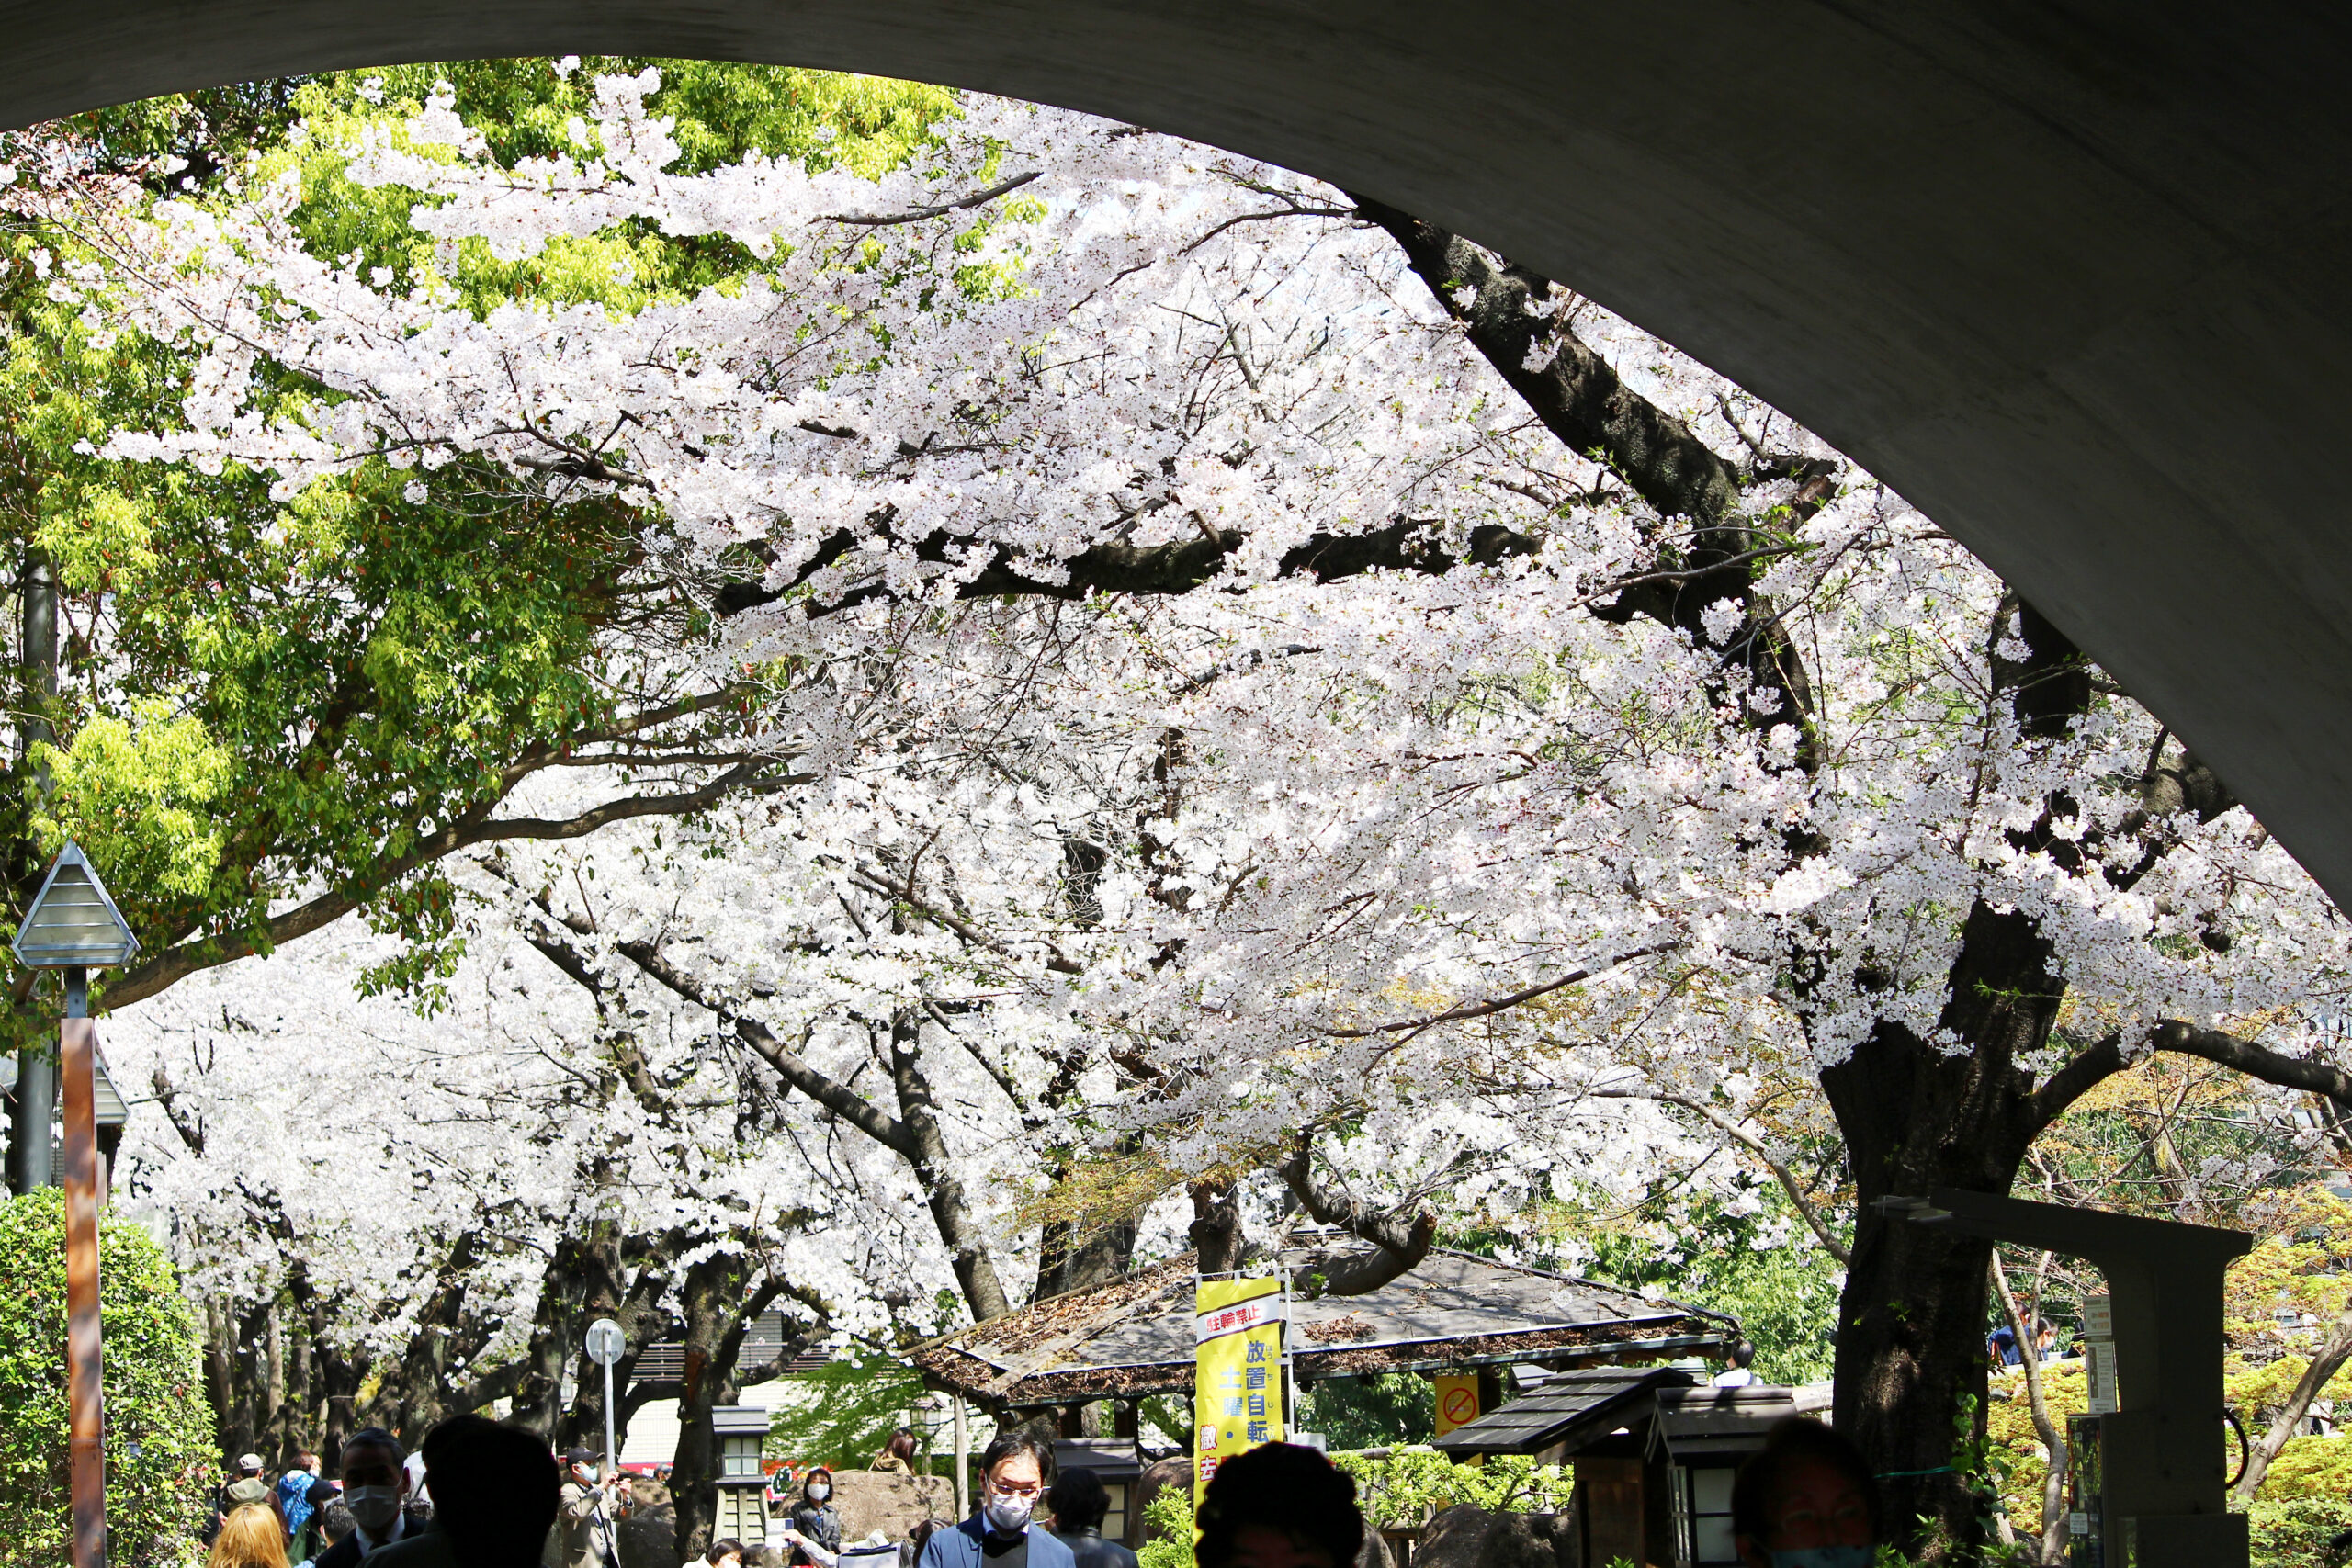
11, 841, 139, 970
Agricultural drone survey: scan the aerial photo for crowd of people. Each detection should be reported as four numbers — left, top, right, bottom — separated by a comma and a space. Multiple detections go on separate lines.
198, 1411, 1872, 1568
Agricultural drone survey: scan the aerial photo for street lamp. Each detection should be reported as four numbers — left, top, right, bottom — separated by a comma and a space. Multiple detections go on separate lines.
14, 840, 140, 1568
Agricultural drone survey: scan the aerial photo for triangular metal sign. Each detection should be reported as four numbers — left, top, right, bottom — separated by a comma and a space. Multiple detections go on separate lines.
11, 840, 141, 969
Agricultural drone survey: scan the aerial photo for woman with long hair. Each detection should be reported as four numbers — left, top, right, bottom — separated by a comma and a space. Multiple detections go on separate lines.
209, 1504, 290, 1568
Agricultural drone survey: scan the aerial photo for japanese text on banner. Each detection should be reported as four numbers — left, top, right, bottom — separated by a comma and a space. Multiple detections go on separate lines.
1194, 1277, 1285, 1506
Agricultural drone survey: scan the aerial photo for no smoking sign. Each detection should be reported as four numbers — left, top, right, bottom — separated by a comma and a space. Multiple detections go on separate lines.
1432, 1372, 1481, 1437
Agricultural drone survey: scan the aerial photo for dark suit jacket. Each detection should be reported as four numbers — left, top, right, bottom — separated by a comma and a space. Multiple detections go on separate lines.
312, 1507, 432, 1568
1054, 1527, 1139, 1568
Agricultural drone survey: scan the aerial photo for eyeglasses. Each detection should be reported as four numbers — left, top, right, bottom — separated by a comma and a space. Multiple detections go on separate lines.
988, 1481, 1043, 1500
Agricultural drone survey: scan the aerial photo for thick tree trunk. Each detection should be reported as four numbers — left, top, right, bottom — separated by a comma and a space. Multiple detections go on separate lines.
668, 1249, 747, 1562
1820, 902, 2061, 1561
559, 1225, 678, 1453
512, 1237, 594, 1439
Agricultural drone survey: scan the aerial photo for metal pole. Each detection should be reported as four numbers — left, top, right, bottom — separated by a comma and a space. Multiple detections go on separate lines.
62, 966, 104, 1568
11, 550, 57, 1198
953, 1397, 968, 1520
603, 1355, 617, 1479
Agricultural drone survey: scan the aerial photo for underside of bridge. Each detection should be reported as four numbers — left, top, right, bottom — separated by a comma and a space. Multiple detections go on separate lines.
4, 2, 2347, 900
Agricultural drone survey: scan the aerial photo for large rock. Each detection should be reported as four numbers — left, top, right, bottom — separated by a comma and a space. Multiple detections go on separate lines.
1132, 1456, 1193, 1550
832, 1468, 958, 1543
1413, 1506, 1577, 1568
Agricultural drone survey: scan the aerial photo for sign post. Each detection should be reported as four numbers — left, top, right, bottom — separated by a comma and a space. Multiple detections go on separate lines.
1193, 1277, 1285, 1507
585, 1317, 627, 1478
13, 840, 143, 1568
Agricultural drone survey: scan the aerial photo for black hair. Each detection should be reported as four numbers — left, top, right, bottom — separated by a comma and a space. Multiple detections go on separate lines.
1048, 1467, 1110, 1531
317, 1503, 358, 1544
979, 1431, 1056, 1487
1728, 1416, 1878, 1550
804, 1464, 835, 1500
1727, 1339, 1757, 1369
709, 1540, 749, 1563
339, 1427, 406, 1469
1195, 1443, 1363, 1568
421, 1415, 561, 1568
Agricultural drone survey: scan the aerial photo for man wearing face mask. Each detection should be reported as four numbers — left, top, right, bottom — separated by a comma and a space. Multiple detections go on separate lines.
1729, 1417, 1880, 1568
314, 1430, 428, 1567
915, 1433, 1076, 1568
553, 1446, 633, 1568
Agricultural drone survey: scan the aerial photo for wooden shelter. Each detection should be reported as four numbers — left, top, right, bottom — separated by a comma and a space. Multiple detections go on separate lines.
913, 1240, 1732, 1418
1432, 1366, 1831, 1568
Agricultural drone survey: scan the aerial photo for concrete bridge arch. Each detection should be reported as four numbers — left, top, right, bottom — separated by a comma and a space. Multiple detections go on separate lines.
6, 2, 2350, 897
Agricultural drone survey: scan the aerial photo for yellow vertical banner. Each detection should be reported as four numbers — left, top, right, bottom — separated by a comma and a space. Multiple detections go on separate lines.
1432, 1372, 1481, 1438
1193, 1277, 1286, 1505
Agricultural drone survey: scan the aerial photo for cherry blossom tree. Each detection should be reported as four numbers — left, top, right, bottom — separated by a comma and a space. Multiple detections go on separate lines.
26, 62, 2352, 1560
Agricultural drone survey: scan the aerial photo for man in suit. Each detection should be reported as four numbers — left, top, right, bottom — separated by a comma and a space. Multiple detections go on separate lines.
916, 1433, 1076, 1568
315, 1431, 429, 1568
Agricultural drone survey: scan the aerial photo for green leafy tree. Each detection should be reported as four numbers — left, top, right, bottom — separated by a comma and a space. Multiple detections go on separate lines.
1305, 1374, 1434, 1451
0, 1188, 214, 1567
0, 61, 958, 1029
761, 1354, 930, 1472
1580, 1185, 1842, 1387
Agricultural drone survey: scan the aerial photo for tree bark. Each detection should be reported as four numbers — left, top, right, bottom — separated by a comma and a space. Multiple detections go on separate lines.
887, 1013, 1012, 1323
1992, 1253, 2069, 1564
1820, 901, 2063, 1559
668, 1249, 743, 1562
510, 1238, 594, 1440
2232, 1307, 2352, 1503
1189, 1182, 1242, 1275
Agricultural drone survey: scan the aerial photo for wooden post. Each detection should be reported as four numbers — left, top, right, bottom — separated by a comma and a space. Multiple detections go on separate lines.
953, 1397, 968, 1520
62, 996, 105, 1568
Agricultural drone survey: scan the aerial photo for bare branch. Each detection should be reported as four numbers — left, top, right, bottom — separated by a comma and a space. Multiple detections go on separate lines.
1275, 1134, 1434, 1295
822, 171, 1042, 228
1324, 941, 1679, 1042
1596, 1088, 1850, 1265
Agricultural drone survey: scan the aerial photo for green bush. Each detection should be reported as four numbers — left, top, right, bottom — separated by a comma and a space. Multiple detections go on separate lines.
1136, 1477, 1194, 1568
2250, 1494, 2352, 1568
1329, 1447, 1573, 1529
0, 1188, 213, 1567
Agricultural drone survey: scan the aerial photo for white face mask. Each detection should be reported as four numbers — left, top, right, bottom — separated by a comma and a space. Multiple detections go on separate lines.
983, 1492, 1034, 1534
808, 1483, 831, 1501
345, 1484, 401, 1531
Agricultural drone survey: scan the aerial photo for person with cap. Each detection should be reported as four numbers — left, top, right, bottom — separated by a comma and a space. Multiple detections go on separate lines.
208, 1454, 288, 1546
552, 1445, 634, 1568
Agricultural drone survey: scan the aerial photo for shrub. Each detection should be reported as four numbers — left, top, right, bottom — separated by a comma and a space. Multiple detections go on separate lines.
1329, 1447, 1573, 1529
0, 1187, 213, 1567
